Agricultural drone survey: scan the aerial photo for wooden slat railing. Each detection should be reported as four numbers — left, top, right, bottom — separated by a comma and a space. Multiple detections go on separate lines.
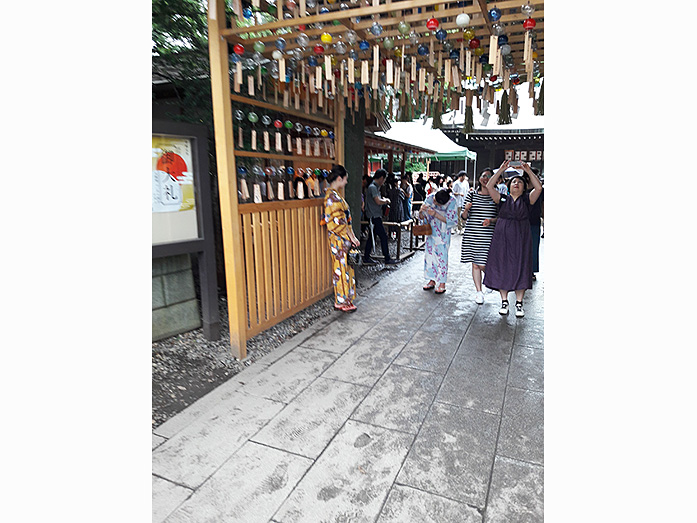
239, 199, 333, 339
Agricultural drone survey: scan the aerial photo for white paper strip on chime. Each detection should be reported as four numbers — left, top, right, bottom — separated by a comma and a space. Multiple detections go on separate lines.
361, 60, 369, 84
234, 62, 242, 92
257, 65, 262, 85
299, 0, 305, 16
240, 179, 249, 200
315, 65, 322, 91
263, 130, 270, 151
283, 89, 289, 107
296, 137, 302, 155
395, 66, 401, 90
444, 59, 451, 87
489, 36, 498, 65
266, 181, 274, 200
248, 75, 254, 96
331, 73, 336, 97
437, 51, 443, 76
277, 181, 284, 200
524, 31, 530, 64
318, 85, 323, 107
419, 67, 426, 91
386, 59, 393, 84
459, 41, 465, 72
294, 87, 300, 109
497, 49, 503, 77
251, 129, 257, 150
401, 45, 405, 70
252, 0, 259, 8
348, 57, 355, 83
411, 56, 416, 79
503, 69, 510, 90
465, 49, 472, 77
324, 55, 331, 83
452, 64, 460, 91
427, 72, 433, 95
372, 45, 379, 90
476, 62, 482, 82
429, 36, 434, 67
275, 131, 282, 151
279, 58, 286, 83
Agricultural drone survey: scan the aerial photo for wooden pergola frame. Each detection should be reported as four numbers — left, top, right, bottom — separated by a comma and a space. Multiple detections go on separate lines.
207, 0, 543, 358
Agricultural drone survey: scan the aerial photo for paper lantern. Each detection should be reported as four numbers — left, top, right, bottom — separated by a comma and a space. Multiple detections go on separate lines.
456, 13, 470, 27
426, 18, 439, 31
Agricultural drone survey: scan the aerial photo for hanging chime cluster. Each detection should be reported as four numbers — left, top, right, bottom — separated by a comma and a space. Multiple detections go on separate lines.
227, 0, 543, 137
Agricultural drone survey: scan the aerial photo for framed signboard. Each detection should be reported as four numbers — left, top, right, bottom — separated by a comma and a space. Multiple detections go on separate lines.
152, 120, 219, 340
504, 150, 514, 161
514, 150, 521, 161
537, 151, 543, 160
520, 151, 527, 161
152, 134, 199, 244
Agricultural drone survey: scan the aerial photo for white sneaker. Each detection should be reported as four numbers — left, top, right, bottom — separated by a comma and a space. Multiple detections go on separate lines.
483, 286, 493, 294
475, 291, 484, 304
515, 302, 525, 317
499, 300, 509, 315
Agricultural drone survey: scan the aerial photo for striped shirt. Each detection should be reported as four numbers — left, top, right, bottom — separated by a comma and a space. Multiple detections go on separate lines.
460, 192, 499, 265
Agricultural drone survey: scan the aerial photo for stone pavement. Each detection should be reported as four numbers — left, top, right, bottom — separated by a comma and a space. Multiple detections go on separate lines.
152, 236, 544, 523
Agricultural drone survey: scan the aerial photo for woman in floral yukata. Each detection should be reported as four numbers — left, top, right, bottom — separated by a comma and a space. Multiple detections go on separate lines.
418, 188, 459, 294
322, 164, 361, 312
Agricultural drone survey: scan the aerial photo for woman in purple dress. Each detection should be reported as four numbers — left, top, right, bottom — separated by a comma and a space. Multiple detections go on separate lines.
483, 161, 543, 317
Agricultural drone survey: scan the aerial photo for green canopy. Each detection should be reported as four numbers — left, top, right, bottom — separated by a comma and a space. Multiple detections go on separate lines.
426, 149, 477, 161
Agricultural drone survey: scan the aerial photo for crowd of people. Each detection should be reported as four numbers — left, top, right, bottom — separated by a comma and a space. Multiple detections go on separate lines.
323, 162, 544, 316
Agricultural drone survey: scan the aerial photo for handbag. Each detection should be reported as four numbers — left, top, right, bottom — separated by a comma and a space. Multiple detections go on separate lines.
412, 218, 432, 236
348, 248, 361, 265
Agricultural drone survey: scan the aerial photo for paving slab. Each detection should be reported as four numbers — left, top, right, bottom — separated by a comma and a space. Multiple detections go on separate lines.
321, 334, 407, 387
239, 347, 337, 403
152, 433, 166, 450
152, 475, 193, 523
152, 392, 284, 488
351, 364, 443, 433
298, 319, 376, 354
377, 485, 482, 523
508, 345, 544, 392
164, 441, 313, 523
497, 387, 544, 465
397, 402, 499, 508
437, 345, 510, 415
484, 456, 543, 523
393, 328, 463, 375
513, 318, 544, 349
273, 420, 414, 523
251, 377, 370, 459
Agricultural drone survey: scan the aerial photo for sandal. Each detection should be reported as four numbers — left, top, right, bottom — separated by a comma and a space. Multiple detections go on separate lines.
423, 282, 436, 291
334, 303, 344, 311
341, 303, 357, 312
435, 285, 446, 294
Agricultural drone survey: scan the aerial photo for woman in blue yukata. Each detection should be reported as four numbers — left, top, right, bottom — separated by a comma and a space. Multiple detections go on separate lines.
419, 188, 459, 294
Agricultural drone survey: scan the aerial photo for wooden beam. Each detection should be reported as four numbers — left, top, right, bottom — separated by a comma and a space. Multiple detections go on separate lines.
223, 0, 451, 36
207, 0, 248, 359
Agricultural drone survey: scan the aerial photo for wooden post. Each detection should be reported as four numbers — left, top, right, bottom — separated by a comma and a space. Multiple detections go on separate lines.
207, 0, 247, 359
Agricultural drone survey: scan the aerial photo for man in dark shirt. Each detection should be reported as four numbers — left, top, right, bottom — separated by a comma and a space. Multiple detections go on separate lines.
364, 169, 397, 265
